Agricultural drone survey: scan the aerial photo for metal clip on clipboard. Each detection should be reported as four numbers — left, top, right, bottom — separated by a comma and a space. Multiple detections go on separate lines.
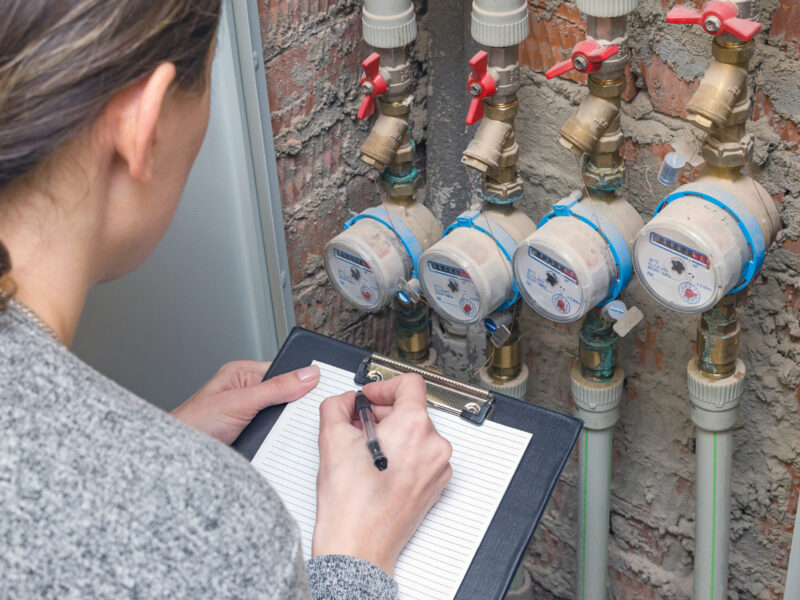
354, 353, 495, 425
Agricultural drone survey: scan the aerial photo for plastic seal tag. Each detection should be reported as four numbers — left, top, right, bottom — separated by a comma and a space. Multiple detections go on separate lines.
538, 192, 633, 305
345, 207, 425, 278
444, 209, 520, 309
655, 184, 766, 293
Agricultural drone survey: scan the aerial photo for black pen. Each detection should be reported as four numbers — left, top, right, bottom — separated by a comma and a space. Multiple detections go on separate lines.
355, 392, 388, 471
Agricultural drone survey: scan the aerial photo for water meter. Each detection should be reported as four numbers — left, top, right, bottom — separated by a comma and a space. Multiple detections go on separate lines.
419, 206, 536, 325
633, 176, 779, 313
512, 192, 642, 323
324, 202, 442, 312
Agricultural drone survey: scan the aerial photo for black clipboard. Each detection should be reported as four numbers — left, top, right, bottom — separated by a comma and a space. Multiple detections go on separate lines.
233, 327, 582, 600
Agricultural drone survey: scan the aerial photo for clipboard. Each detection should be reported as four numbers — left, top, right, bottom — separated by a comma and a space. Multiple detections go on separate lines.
233, 327, 582, 600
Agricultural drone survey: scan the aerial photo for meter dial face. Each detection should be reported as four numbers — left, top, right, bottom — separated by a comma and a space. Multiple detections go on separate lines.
326, 246, 381, 310
516, 244, 584, 321
420, 257, 482, 324
635, 229, 716, 312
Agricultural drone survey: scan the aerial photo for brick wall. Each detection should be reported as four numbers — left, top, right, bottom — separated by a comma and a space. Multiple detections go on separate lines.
260, 1, 800, 598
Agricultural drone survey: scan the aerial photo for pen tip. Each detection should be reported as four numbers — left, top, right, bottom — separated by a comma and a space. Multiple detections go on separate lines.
376, 457, 388, 471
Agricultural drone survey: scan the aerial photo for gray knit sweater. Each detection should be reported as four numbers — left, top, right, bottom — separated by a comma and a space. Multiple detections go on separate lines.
0, 306, 397, 599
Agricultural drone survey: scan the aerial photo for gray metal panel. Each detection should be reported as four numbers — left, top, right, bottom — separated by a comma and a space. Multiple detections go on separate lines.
72, 1, 292, 411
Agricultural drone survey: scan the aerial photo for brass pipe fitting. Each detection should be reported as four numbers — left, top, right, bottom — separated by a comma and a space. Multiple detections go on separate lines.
559, 92, 621, 157
697, 294, 740, 378
461, 112, 519, 174
488, 319, 522, 381
359, 101, 412, 171
579, 308, 617, 382
393, 298, 431, 364
687, 60, 749, 134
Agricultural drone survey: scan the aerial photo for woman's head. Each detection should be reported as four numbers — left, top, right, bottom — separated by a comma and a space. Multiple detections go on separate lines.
0, 0, 222, 290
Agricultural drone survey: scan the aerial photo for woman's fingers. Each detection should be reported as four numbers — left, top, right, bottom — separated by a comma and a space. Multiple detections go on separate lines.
235, 364, 320, 415
362, 373, 427, 411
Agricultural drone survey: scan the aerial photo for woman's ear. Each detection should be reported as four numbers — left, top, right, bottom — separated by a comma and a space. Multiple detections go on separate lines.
106, 62, 177, 183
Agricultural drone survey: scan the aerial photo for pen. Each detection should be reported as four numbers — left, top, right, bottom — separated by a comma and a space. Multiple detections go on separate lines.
355, 391, 388, 471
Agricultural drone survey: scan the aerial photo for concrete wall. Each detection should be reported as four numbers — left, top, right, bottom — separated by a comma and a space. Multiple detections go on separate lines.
260, 0, 800, 598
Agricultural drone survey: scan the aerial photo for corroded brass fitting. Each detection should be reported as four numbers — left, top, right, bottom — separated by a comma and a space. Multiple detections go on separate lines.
697, 294, 740, 378
393, 298, 431, 364
488, 319, 522, 381
579, 308, 617, 381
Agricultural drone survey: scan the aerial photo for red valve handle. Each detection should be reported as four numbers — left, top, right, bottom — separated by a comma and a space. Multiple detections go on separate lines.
357, 52, 388, 120
465, 50, 498, 125
666, 1, 761, 41
545, 40, 620, 79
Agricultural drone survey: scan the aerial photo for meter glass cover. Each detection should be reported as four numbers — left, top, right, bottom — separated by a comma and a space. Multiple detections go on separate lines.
421, 258, 483, 324
327, 245, 382, 310
635, 228, 717, 311
517, 244, 584, 320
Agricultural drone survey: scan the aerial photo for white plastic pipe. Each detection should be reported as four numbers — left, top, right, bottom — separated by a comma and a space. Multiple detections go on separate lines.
362, 0, 416, 48
571, 364, 624, 600
688, 357, 744, 600
694, 427, 734, 600
471, 0, 529, 47
577, 426, 613, 600
785, 504, 800, 599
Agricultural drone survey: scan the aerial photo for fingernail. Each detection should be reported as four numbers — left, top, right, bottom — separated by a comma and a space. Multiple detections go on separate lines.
297, 364, 320, 382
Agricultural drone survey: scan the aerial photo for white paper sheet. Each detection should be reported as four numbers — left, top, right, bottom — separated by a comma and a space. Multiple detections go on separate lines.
251, 361, 532, 600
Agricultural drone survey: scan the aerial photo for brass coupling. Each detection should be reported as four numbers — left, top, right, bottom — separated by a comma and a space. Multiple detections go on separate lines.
488, 319, 522, 381
393, 298, 431, 364
582, 157, 625, 192
697, 294, 740, 378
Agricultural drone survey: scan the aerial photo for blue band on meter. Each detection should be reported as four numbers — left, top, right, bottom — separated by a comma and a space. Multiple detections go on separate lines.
444, 209, 520, 310
538, 192, 633, 305
345, 207, 424, 279
655, 184, 766, 294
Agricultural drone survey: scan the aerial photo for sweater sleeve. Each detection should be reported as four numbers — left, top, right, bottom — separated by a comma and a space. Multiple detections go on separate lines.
306, 555, 398, 600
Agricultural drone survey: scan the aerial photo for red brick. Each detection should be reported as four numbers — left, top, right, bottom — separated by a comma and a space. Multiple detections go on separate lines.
753, 91, 800, 151
523, 2, 587, 84
266, 13, 369, 137
609, 568, 669, 600
636, 50, 699, 118
769, 0, 800, 59
633, 319, 664, 372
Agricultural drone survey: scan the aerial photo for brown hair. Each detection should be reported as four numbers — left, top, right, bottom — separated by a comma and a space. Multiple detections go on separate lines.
0, 0, 222, 301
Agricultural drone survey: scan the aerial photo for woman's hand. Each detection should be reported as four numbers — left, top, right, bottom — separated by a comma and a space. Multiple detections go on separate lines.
171, 361, 320, 445
312, 373, 452, 575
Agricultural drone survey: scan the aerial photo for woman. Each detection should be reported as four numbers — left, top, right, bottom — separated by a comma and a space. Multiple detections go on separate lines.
0, 2, 452, 598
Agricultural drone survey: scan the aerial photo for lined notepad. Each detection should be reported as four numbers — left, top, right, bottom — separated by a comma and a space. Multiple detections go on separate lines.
251, 361, 532, 600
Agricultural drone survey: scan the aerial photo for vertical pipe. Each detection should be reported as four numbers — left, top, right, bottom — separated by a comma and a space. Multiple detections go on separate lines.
694, 427, 734, 600
577, 427, 613, 600
785, 502, 800, 599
